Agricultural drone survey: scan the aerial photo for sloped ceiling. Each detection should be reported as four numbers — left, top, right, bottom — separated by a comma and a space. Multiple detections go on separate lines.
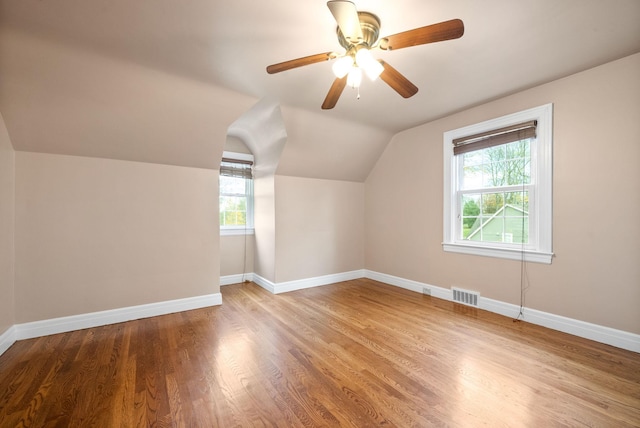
1, 0, 639, 180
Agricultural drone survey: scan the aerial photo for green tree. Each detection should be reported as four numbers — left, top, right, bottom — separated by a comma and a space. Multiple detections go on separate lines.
484, 140, 530, 208
463, 199, 480, 229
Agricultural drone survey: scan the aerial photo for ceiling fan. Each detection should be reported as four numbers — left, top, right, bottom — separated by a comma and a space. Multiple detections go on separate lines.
266, 0, 464, 109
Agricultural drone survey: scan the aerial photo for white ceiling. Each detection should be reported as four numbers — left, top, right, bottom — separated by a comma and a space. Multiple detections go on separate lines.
1, 0, 639, 177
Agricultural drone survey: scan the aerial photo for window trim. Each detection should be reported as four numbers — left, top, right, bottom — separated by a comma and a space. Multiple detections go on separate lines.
220, 227, 254, 236
443, 104, 553, 264
220, 151, 254, 235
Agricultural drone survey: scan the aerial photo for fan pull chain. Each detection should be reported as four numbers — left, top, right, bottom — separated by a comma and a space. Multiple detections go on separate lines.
357, 86, 360, 100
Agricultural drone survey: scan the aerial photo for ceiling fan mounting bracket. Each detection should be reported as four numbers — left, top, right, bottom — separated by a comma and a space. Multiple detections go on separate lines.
336, 11, 381, 49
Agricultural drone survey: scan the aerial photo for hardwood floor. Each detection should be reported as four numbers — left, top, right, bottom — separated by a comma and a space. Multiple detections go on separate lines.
1, 279, 639, 427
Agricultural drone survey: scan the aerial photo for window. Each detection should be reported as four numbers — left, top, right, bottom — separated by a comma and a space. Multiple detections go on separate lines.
220, 152, 254, 235
443, 104, 553, 263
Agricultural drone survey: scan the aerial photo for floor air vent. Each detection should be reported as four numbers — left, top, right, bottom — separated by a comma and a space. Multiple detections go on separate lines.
452, 287, 479, 307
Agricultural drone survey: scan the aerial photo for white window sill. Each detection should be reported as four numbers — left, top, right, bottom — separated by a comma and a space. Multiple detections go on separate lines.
221, 228, 255, 236
442, 242, 553, 264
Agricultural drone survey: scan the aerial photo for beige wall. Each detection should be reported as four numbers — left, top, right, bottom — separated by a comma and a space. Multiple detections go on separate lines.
275, 176, 364, 283
0, 113, 15, 335
277, 106, 392, 182
0, 28, 255, 171
220, 175, 365, 283
14, 152, 220, 323
253, 175, 276, 282
220, 234, 255, 278
365, 53, 640, 334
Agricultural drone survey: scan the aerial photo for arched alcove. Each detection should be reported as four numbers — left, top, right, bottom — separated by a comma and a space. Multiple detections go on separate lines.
220, 98, 287, 284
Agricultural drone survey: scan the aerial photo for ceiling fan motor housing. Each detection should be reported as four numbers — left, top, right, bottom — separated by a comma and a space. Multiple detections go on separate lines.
337, 11, 381, 49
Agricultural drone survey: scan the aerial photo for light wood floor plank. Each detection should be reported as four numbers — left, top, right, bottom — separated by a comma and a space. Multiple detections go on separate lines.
0, 279, 638, 427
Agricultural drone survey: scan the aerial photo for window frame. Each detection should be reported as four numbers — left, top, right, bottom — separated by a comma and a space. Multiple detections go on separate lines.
220, 151, 254, 236
443, 104, 553, 264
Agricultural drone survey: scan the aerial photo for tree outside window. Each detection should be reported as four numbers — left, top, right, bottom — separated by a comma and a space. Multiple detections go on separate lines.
443, 103, 553, 263
219, 154, 254, 233
460, 139, 531, 243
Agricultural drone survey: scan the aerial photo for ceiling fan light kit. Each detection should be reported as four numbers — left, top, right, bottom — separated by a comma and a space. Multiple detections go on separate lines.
266, 0, 464, 109
355, 48, 383, 80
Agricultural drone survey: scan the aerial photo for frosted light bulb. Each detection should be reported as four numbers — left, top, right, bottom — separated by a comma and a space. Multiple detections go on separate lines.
332, 56, 354, 78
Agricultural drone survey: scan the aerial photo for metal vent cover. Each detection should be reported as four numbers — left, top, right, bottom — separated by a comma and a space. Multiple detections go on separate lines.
452, 287, 479, 307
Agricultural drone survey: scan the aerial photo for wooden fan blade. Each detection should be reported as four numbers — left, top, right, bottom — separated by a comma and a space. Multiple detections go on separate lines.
379, 61, 418, 98
322, 76, 348, 109
266, 52, 335, 74
327, 0, 363, 43
378, 19, 464, 51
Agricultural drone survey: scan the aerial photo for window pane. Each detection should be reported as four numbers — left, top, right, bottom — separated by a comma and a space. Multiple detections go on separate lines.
462, 150, 482, 166
222, 211, 247, 227
223, 211, 236, 226
461, 193, 530, 244
461, 138, 532, 190
480, 217, 504, 242
482, 161, 505, 187
505, 191, 528, 212
505, 216, 528, 244
483, 145, 505, 165
505, 139, 530, 160
505, 159, 530, 185
481, 193, 503, 215
220, 195, 236, 211
462, 217, 480, 238
220, 176, 246, 194
461, 194, 481, 238
462, 165, 483, 189
505, 139, 531, 184
220, 195, 247, 226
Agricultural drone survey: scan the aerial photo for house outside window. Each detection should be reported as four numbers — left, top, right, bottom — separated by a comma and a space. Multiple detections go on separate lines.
220, 152, 254, 235
443, 104, 553, 263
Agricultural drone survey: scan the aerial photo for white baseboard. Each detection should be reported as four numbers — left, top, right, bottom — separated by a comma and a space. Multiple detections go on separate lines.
252, 273, 276, 293
12, 293, 222, 343
3, 270, 637, 357
510, 304, 640, 353
230, 268, 640, 352
253, 270, 365, 294
220, 273, 254, 286
364, 270, 453, 300
0, 325, 17, 356
364, 270, 640, 353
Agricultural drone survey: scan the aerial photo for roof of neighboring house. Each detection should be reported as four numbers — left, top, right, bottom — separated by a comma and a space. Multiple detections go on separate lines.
467, 204, 529, 240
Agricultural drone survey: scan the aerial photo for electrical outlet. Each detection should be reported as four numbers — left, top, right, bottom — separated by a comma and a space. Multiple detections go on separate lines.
422, 287, 431, 296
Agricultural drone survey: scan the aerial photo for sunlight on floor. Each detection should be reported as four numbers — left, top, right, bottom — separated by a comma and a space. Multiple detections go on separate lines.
453, 355, 533, 426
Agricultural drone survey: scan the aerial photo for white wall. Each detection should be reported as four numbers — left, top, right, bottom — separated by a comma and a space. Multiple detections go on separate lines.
0, 113, 15, 336
14, 152, 219, 323
365, 53, 640, 334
